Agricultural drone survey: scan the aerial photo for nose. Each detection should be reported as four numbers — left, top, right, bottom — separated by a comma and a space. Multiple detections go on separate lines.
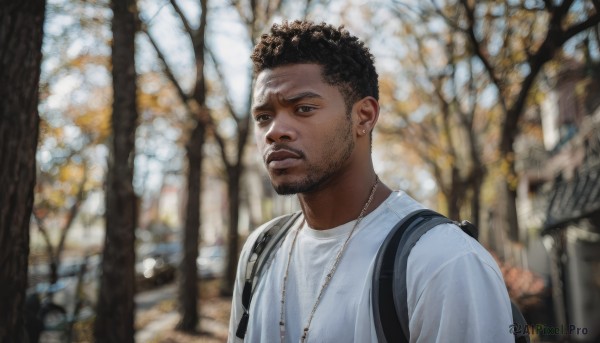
264, 113, 296, 143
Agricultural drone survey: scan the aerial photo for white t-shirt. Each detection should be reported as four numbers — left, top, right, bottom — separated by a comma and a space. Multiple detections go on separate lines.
228, 191, 514, 343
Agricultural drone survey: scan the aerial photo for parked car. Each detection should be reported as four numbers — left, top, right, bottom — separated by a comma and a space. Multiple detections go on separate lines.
136, 242, 181, 288
197, 245, 225, 279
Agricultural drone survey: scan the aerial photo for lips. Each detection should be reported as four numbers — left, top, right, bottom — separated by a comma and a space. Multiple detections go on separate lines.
265, 149, 302, 169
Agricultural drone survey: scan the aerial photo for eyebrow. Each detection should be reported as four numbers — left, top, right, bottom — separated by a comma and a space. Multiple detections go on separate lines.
282, 91, 323, 103
252, 91, 323, 113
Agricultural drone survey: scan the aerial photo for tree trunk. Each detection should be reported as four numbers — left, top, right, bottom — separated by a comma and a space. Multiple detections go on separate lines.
177, 122, 205, 332
447, 166, 462, 221
500, 137, 520, 242
94, 0, 138, 341
503, 180, 520, 242
469, 168, 483, 229
221, 166, 241, 296
176, 0, 208, 331
0, 1, 45, 341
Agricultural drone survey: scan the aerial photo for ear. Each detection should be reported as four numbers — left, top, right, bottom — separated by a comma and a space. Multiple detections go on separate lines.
353, 96, 379, 137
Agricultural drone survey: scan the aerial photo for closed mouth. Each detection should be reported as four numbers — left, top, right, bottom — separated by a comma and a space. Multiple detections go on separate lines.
265, 149, 302, 164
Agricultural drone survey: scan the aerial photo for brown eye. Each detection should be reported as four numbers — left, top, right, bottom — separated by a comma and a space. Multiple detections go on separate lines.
255, 114, 272, 123
297, 106, 315, 113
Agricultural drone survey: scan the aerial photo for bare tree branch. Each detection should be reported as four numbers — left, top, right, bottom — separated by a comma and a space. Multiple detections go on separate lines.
433, 79, 458, 166
426, 0, 464, 32
250, 0, 257, 25
593, 0, 600, 12
205, 45, 251, 169
459, 0, 508, 115
524, 11, 538, 60
191, 0, 209, 107
168, 0, 196, 44
233, 0, 253, 32
445, 34, 471, 129
563, 12, 600, 43
141, 24, 192, 110
55, 166, 88, 264
595, 19, 600, 48
466, 58, 478, 130
499, 7, 600, 152
422, 154, 448, 195
209, 118, 233, 170
266, 0, 284, 23
230, 0, 254, 41
206, 47, 241, 121
236, 124, 250, 165
500, 65, 544, 152
302, 0, 313, 19
32, 212, 55, 264
556, 0, 576, 16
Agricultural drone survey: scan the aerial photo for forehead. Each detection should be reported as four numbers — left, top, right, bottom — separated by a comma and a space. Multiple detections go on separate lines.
253, 64, 327, 102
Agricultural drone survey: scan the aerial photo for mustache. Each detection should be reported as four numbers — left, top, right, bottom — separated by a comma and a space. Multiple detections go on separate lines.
263, 144, 305, 162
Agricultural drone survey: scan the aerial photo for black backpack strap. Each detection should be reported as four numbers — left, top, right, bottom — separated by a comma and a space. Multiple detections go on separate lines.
372, 209, 452, 343
373, 210, 530, 343
394, 211, 453, 341
235, 211, 302, 339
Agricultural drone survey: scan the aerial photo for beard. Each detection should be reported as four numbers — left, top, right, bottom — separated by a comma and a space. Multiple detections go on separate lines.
271, 119, 355, 195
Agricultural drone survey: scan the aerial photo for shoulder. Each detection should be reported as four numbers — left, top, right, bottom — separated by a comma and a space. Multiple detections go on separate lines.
409, 223, 503, 281
406, 224, 514, 342
240, 213, 300, 258
406, 223, 507, 306
381, 191, 426, 219
366, 191, 425, 230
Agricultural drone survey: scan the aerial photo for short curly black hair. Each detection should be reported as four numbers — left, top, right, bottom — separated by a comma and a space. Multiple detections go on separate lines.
251, 20, 379, 111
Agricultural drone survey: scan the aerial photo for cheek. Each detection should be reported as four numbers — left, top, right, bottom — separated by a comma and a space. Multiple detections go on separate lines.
307, 126, 336, 153
254, 128, 264, 146
254, 130, 268, 158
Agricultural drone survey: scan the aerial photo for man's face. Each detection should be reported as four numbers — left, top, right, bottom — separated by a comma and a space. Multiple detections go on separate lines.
252, 64, 356, 195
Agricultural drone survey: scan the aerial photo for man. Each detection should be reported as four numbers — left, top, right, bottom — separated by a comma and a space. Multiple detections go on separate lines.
228, 20, 514, 342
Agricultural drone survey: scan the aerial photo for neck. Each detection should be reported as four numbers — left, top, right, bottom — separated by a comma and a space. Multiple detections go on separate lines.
297, 168, 392, 230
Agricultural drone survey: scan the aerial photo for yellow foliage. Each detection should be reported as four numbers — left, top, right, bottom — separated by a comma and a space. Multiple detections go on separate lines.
139, 91, 163, 112
69, 54, 109, 70
58, 163, 85, 184
72, 107, 111, 142
47, 188, 67, 208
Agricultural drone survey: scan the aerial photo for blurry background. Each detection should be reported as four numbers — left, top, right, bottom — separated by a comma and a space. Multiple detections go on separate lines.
2, 0, 600, 342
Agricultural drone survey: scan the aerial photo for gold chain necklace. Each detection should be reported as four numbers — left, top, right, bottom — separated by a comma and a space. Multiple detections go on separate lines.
279, 176, 380, 343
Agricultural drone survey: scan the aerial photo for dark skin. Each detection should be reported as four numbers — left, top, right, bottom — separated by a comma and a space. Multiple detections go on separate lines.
253, 63, 392, 230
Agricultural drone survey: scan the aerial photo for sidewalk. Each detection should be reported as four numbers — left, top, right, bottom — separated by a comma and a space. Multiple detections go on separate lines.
135, 282, 231, 342
136, 311, 179, 342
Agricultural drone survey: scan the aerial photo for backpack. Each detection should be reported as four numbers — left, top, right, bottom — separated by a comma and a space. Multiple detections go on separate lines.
235, 210, 530, 343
